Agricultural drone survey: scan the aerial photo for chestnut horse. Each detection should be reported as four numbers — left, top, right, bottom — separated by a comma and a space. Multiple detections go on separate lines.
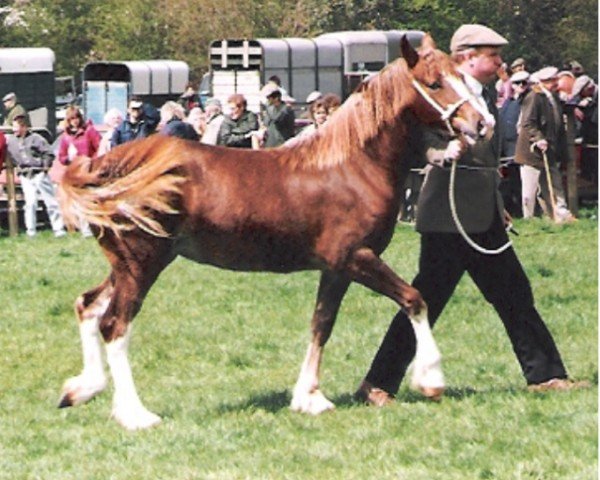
58, 35, 488, 429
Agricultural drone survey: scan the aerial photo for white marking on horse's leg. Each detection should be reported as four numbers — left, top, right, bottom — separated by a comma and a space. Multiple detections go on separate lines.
290, 342, 335, 415
105, 325, 161, 430
408, 308, 445, 397
59, 298, 109, 407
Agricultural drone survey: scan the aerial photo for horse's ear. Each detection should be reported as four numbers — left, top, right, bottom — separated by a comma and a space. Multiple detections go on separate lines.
401, 35, 419, 69
420, 33, 437, 51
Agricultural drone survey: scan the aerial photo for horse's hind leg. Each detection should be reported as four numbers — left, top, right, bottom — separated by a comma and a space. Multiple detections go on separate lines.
291, 270, 350, 415
346, 248, 445, 399
101, 262, 169, 430
59, 278, 113, 408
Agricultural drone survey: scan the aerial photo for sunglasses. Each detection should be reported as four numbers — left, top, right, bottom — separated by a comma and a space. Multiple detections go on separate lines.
512, 80, 528, 86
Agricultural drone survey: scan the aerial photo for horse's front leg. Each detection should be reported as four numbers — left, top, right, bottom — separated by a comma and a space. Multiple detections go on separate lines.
346, 248, 445, 399
59, 278, 113, 408
291, 270, 350, 415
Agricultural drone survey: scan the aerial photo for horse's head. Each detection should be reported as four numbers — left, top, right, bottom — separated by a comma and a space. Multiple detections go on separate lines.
402, 34, 493, 143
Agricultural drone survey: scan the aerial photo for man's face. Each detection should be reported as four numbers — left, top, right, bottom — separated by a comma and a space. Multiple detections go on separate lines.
128, 104, 143, 122
3, 98, 14, 110
541, 78, 558, 92
469, 47, 504, 84
228, 102, 244, 120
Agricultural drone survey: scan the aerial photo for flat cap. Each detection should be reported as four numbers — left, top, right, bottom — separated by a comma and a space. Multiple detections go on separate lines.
510, 57, 526, 69
571, 74, 594, 98
450, 24, 508, 52
531, 66, 558, 83
510, 71, 530, 83
2, 92, 16, 102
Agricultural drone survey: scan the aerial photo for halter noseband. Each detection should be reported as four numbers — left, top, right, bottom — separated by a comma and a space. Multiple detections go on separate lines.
411, 78, 470, 136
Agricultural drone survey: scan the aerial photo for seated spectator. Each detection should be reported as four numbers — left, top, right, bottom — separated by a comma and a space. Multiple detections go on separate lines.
159, 101, 199, 141
217, 94, 259, 148
186, 107, 206, 139
200, 99, 224, 145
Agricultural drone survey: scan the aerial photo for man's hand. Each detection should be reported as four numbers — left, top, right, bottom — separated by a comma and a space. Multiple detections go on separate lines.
443, 139, 466, 162
534, 139, 548, 152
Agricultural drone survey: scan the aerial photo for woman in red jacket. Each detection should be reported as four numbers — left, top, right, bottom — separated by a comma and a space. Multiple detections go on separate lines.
58, 106, 101, 237
58, 106, 101, 165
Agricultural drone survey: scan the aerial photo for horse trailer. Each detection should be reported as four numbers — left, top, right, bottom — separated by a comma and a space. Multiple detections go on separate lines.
0, 47, 56, 139
82, 60, 189, 128
207, 30, 424, 113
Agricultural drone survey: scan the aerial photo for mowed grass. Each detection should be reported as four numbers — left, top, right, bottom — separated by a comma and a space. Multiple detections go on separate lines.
0, 213, 597, 480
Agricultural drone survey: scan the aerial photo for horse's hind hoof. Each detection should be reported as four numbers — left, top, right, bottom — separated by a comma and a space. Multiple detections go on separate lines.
58, 393, 74, 409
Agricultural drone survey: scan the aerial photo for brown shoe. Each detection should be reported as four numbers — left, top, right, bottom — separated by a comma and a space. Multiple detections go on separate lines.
354, 380, 394, 407
527, 378, 591, 392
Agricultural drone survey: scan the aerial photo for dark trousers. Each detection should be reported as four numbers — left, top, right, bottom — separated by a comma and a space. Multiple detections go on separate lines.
365, 217, 567, 394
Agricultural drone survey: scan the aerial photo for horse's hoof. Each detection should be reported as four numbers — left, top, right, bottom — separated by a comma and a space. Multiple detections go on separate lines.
112, 407, 162, 430
58, 393, 74, 409
417, 386, 445, 402
290, 389, 335, 415
59, 375, 107, 407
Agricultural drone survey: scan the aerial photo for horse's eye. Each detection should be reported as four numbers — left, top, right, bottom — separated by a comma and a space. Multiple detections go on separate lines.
428, 81, 442, 90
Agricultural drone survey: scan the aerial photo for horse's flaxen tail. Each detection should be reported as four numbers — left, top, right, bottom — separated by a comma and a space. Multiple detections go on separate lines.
58, 136, 187, 237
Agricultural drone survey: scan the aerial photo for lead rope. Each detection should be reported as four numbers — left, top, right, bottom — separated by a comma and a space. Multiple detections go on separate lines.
412, 77, 513, 255
449, 160, 512, 255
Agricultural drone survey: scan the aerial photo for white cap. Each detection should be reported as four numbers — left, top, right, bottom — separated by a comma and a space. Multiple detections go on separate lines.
305, 91, 322, 104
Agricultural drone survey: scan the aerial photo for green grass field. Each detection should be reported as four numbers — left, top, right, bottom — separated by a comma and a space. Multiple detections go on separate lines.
0, 214, 597, 479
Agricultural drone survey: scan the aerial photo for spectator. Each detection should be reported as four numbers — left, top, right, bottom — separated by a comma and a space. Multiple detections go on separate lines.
356, 24, 584, 408
186, 107, 206, 139
217, 94, 259, 148
0, 130, 6, 170
178, 83, 200, 115
510, 57, 527, 73
159, 101, 199, 141
298, 98, 329, 137
495, 62, 511, 107
557, 71, 576, 102
200, 99, 224, 145
498, 70, 531, 216
57, 105, 100, 237
5, 116, 66, 237
58, 106, 101, 165
305, 91, 322, 106
111, 97, 159, 148
97, 108, 124, 156
571, 75, 598, 185
515, 66, 575, 223
2, 92, 30, 127
262, 85, 296, 147
322, 93, 342, 118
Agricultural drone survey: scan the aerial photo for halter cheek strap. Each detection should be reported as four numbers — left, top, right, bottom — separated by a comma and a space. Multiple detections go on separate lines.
411, 79, 469, 136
